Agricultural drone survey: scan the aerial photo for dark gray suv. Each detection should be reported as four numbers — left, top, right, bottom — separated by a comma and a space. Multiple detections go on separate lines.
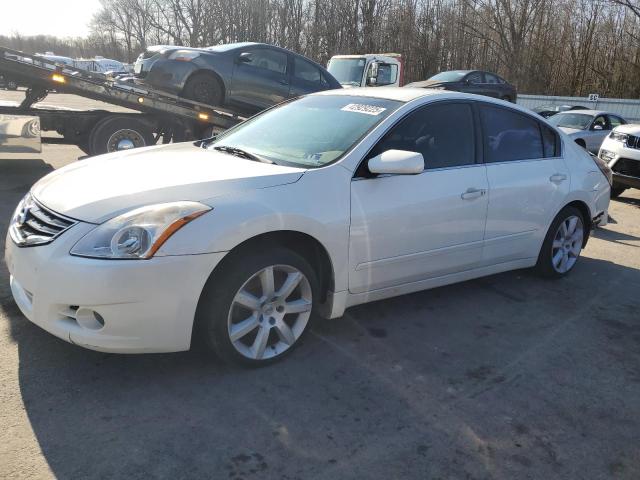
134, 42, 341, 114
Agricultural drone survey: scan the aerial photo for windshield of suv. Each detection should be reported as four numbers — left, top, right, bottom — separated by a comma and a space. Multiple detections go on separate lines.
548, 113, 592, 130
327, 58, 367, 86
209, 95, 402, 167
428, 71, 467, 82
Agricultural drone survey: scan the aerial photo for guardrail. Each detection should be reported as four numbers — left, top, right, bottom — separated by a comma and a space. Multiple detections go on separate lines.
517, 94, 640, 123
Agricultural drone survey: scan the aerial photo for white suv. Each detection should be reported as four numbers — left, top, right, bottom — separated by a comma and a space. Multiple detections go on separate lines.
599, 124, 640, 198
5, 88, 612, 366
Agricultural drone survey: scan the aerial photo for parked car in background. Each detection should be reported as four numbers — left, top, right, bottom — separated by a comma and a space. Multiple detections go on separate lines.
134, 42, 341, 114
405, 70, 517, 102
0, 73, 18, 90
548, 110, 627, 153
6, 88, 611, 366
533, 104, 588, 118
599, 124, 640, 198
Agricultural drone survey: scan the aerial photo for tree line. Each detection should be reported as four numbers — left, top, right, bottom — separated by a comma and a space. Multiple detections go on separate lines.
2, 0, 639, 98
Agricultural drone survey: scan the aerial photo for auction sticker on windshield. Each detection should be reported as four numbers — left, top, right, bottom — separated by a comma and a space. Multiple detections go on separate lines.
341, 104, 387, 115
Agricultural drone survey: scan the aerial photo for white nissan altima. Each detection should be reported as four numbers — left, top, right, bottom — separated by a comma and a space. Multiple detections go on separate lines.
5, 88, 612, 366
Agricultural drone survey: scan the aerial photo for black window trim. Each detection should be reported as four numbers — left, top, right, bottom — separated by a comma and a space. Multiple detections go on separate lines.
353, 99, 481, 179
477, 102, 563, 165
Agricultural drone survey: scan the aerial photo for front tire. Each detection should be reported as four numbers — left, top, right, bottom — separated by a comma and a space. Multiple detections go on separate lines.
536, 206, 585, 278
196, 248, 319, 367
183, 72, 223, 106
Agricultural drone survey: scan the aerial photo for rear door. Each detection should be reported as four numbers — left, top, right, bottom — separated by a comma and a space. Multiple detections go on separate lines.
230, 47, 290, 111
478, 103, 569, 264
349, 101, 489, 293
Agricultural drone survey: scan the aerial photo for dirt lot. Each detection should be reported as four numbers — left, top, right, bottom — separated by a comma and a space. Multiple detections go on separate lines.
1, 91, 639, 479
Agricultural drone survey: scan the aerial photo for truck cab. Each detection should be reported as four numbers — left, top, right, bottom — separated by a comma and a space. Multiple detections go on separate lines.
327, 54, 403, 88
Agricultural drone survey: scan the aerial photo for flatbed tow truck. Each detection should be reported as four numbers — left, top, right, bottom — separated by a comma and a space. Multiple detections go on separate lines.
0, 46, 246, 156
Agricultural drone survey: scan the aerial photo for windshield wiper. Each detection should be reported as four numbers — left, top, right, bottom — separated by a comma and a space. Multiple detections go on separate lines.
213, 145, 274, 164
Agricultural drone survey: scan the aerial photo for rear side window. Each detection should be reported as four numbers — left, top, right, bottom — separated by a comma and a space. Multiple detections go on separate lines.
479, 105, 543, 162
541, 124, 560, 157
369, 102, 475, 169
466, 72, 483, 84
484, 73, 500, 84
294, 57, 322, 84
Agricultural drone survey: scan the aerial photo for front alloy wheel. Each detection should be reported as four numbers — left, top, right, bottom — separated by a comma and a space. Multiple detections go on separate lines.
228, 265, 312, 361
197, 247, 318, 366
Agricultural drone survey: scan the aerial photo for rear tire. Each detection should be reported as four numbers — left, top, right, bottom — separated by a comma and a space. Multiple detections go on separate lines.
196, 248, 319, 367
183, 72, 223, 106
89, 116, 155, 156
610, 186, 626, 198
535, 206, 585, 278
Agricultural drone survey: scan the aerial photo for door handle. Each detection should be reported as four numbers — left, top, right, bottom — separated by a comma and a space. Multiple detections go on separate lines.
461, 188, 486, 200
549, 173, 567, 184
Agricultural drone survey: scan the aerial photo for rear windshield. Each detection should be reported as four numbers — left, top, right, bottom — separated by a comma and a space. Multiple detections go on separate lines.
428, 71, 467, 82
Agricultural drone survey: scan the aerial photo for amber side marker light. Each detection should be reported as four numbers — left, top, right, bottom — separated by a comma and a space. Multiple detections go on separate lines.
198, 113, 209, 121
146, 210, 209, 258
51, 74, 66, 84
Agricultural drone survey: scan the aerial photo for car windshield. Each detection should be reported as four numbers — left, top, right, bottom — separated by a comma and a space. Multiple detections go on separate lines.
327, 58, 367, 86
428, 71, 467, 82
548, 113, 593, 130
209, 95, 402, 167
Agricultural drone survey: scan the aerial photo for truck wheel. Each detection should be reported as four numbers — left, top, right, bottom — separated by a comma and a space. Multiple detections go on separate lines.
183, 72, 223, 106
89, 116, 155, 156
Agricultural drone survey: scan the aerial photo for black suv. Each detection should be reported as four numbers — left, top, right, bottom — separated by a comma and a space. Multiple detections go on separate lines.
406, 70, 517, 103
134, 42, 342, 115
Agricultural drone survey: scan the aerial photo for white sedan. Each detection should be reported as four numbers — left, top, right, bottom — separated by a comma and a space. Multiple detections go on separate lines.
5, 88, 612, 366
548, 109, 627, 154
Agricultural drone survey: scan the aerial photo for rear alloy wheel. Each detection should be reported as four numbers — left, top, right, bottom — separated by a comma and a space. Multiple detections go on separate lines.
536, 206, 585, 277
197, 248, 318, 366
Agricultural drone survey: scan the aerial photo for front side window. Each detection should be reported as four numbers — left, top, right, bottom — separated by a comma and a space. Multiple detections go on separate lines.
592, 115, 608, 130
466, 72, 483, 84
372, 63, 398, 86
241, 49, 288, 74
210, 95, 402, 167
480, 105, 544, 162
368, 102, 475, 169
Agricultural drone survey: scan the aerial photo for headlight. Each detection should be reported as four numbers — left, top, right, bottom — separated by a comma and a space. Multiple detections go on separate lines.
70, 201, 211, 259
167, 50, 201, 62
599, 149, 616, 163
610, 131, 628, 143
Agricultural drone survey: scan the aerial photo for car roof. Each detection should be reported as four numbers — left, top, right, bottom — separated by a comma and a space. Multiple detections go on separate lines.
554, 109, 613, 116
205, 42, 261, 52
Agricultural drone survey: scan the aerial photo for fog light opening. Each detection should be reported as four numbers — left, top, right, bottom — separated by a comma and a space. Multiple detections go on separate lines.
75, 308, 105, 330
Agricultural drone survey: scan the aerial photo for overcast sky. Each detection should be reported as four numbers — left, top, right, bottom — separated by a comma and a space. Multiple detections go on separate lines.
0, 0, 102, 38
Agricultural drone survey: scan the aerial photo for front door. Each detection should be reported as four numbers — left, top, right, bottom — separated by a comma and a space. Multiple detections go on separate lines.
349, 102, 488, 294
230, 47, 290, 112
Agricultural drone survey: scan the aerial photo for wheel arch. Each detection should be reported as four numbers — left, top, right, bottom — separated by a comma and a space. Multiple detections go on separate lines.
563, 199, 593, 247
182, 69, 226, 102
574, 137, 586, 148
202, 230, 335, 302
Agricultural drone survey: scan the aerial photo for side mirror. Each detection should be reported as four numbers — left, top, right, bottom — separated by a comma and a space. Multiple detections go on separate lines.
237, 52, 252, 63
368, 150, 424, 175
593, 124, 603, 131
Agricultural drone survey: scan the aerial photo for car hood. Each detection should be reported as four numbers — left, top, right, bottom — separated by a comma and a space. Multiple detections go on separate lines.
613, 124, 640, 135
558, 127, 583, 136
31, 143, 305, 223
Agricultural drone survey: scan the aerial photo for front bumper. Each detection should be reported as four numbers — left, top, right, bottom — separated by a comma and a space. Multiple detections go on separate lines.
4, 222, 226, 353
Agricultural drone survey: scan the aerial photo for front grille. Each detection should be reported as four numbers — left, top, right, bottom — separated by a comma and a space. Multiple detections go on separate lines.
9, 195, 76, 247
626, 135, 640, 150
611, 158, 640, 178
